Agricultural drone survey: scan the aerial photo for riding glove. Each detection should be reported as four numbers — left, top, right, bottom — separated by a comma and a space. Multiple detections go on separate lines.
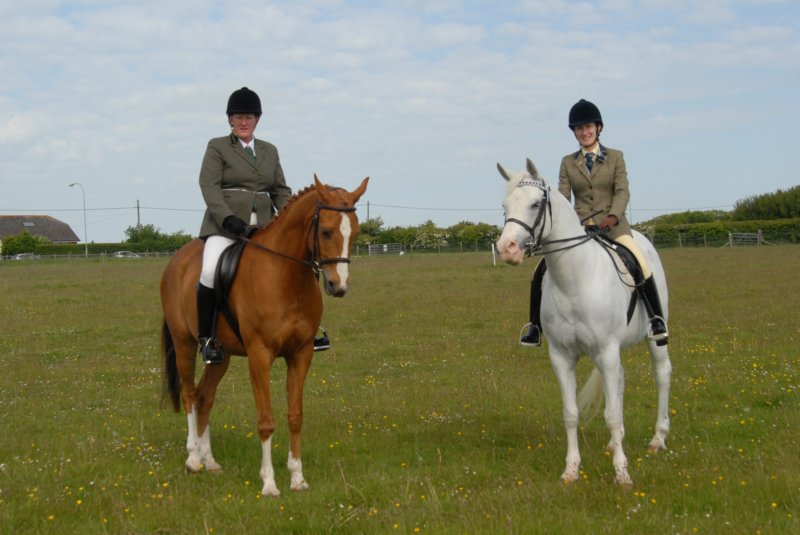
222, 215, 247, 236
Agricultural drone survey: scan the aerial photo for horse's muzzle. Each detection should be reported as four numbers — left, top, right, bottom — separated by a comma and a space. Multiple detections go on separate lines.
322, 270, 349, 297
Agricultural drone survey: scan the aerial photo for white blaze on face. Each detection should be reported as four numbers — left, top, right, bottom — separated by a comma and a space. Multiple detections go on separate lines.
336, 213, 351, 287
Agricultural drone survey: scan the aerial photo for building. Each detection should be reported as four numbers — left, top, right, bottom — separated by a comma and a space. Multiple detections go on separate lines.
0, 215, 80, 253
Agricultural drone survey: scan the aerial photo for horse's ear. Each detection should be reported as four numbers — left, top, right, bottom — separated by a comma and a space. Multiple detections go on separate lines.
314, 174, 333, 203
350, 177, 369, 203
497, 163, 512, 182
526, 158, 539, 179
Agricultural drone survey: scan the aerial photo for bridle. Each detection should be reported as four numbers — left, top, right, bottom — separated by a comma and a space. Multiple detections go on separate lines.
504, 176, 601, 257
503, 176, 552, 254
240, 203, 357, 274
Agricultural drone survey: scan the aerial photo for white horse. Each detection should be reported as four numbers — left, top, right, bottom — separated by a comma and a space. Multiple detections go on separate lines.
495, 159, 672, 487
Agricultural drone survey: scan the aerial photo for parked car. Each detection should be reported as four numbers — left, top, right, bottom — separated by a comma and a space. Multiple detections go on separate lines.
13, 253, 39, 260
114, 251, 141, 258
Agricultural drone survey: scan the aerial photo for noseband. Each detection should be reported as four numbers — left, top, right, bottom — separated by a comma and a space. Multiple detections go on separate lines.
311, 204, 357, 272
240, 203, 357, 274
504, 177, 551, 254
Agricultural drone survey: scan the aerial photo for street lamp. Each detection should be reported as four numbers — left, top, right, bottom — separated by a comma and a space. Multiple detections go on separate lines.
69, 182, 88, 257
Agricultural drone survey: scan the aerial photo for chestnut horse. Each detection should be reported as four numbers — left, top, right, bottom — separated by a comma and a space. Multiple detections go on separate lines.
160, 176, 368, 496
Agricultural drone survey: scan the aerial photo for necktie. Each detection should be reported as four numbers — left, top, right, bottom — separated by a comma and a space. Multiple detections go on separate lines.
245, 145, 256, 163
585, 152, 594, 173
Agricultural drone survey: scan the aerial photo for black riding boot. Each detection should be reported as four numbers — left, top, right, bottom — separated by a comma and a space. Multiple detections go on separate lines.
197, 283, 224, 364
640, 276, 668, 346
314, 328, 331, 352
520, 260, 547, 347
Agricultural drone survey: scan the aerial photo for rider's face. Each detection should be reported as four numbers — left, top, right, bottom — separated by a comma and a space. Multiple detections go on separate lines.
573, 122, 600, 149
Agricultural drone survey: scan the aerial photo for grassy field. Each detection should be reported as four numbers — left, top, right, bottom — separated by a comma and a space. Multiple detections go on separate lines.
0, 247, 798, 534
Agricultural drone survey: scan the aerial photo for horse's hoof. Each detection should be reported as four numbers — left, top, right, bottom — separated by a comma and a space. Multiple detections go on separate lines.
185, 459, 204, 473
614, 469, 634, 489
648, 436, 667, 453
206, 463, 223, 474
290, 480, 310, 492
261, 482, 281, 497
560, 472, 579, 485
616, 479, 634, 490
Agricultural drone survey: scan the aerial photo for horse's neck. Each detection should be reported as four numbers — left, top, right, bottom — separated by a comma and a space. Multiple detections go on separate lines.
543, 192, 605, 285
253, 191, 316, 259
545, 190, 586, 244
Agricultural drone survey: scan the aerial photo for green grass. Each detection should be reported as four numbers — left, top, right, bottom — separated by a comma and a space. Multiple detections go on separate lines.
0, 248, 798, 534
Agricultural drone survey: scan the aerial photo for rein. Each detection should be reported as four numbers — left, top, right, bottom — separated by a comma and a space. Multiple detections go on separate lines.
504, 177, 606, 257
238, 203, 356, 274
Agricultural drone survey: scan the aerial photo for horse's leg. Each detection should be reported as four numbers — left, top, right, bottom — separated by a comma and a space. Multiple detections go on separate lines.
190, 359, 231, 473
247, 346, 279, 497
647, 342, 672, 452
548, 348, 581, 483
285, 349, 313, 491
596, 348, 633, 488
172, 336, 206, 473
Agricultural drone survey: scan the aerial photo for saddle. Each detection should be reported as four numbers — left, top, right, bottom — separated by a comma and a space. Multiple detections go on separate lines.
590, 231, 644, 324
212, 227, 260, 344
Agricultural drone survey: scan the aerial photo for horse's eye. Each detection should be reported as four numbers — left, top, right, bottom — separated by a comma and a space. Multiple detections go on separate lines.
321, 229, 332, 239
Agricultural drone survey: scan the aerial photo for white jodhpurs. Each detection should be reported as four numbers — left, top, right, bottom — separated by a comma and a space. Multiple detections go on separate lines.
199, 235, 235, 288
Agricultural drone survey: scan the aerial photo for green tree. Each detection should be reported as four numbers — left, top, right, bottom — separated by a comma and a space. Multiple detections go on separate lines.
124, 224, 192, 251
357, 217, 385, 246
382, 226, 417, 246
447, 221, 501, 250
413, 220, 448, 250
1, 231, 51, 256
640, 210, 731, 225
360, 217, 384, 239
732, 186, 800, 220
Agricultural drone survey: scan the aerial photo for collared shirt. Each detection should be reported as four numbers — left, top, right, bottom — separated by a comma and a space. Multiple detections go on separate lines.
240, 138, 256, 156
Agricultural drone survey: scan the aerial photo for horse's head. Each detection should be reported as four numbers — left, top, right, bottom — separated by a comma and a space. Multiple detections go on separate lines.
495, 158, 551, 265
312, 175, 369, 296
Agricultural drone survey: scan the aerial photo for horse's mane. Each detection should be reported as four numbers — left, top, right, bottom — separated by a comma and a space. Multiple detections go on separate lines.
261, 184, 318, 230
258, 182, 348, 233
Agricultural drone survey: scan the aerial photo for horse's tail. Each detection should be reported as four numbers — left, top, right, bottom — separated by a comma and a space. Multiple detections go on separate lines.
578, 368, 604, 423
160, 320, 181, 412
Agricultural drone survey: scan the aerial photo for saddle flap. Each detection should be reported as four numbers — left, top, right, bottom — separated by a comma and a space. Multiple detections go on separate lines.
213, 227, 259, 303
592, 233, 642, 325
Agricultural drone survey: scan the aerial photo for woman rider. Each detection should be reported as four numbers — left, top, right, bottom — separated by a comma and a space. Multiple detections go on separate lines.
196, 87, 331, 364
520, 99, 668, 347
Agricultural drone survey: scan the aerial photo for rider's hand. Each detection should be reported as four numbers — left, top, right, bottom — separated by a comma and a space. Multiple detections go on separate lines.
599, 215, 619, 231
222, 215, 247, 236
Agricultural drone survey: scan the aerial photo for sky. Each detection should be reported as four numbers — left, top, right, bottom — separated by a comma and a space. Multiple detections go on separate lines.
1, 0, 798, 244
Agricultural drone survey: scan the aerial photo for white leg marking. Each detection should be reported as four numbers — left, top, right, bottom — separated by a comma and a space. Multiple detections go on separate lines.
198, 425, 221, 472
288, 452, 309, 491
186, 408, 222, 473
336, 214, 351, 289
260, 436, 280, 497
185, 408, 204, 472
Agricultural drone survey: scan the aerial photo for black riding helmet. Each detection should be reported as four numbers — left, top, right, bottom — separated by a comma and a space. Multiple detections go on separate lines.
568, 99, 603, 130
227, 87, 262, 117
